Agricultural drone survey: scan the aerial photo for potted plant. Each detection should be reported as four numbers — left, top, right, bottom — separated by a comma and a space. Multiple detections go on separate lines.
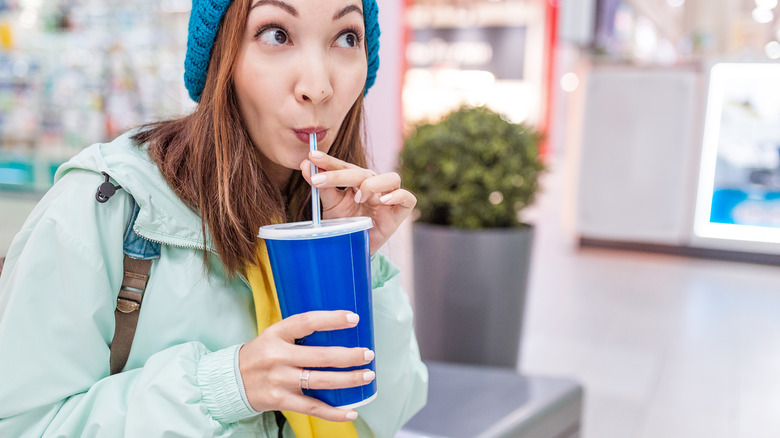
399, 105, 545, 369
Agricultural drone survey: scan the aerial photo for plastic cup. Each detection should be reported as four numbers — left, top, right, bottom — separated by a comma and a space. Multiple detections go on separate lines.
257, 217, 377, 409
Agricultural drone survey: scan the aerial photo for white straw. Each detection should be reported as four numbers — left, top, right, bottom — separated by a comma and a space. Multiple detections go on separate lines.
309, 133, 321, 227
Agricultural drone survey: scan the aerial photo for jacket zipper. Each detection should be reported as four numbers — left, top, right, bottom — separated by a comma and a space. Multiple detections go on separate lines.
132, 225, 252, 289
98, 170, 251, 288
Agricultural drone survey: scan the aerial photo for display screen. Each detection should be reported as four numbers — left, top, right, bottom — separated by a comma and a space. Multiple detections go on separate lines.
694, 63, 780, 243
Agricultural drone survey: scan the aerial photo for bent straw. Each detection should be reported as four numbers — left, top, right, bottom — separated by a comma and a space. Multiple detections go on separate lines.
310, 133, 321, 227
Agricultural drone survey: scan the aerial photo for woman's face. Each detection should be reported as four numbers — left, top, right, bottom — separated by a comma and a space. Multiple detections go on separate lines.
233, 0, 368, 186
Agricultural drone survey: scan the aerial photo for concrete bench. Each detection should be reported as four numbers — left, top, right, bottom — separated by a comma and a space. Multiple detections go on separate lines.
398, 362, 583, 438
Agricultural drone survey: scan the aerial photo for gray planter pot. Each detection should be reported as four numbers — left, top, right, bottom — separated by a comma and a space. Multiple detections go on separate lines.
412, 223, 534, 369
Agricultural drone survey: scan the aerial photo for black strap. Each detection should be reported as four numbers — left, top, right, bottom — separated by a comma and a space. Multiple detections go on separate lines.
274, 411, 287, 437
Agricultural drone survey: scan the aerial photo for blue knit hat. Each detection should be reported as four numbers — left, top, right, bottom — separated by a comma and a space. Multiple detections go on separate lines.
184, 0, 380, 102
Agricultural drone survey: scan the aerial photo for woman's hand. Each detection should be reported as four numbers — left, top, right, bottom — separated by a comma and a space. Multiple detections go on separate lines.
238, 311, 375, 422
300, 151, 417, 253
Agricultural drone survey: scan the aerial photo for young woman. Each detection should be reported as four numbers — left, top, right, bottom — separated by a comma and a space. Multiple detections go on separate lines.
0, 0, 428, 436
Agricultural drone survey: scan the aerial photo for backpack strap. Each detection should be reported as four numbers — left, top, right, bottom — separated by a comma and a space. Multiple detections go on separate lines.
3, 174, 160, 375
111, 255, 151, 375
104, 181, 161, 375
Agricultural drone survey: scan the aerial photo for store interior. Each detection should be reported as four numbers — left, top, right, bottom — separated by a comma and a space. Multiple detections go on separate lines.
2, 0, 780, 436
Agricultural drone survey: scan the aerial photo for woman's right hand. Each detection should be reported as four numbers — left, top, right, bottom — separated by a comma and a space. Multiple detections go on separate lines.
237, 310, 375, 422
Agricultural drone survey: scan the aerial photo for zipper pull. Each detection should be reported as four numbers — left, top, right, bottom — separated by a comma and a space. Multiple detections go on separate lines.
96, 172, 123, 203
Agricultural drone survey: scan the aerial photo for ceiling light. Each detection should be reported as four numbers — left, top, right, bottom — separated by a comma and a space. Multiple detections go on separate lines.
752, 7, 774, 23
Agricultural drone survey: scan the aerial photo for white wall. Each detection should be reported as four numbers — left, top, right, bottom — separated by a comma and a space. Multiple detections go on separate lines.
363, 0, 416, 302
364, 0, 404, 175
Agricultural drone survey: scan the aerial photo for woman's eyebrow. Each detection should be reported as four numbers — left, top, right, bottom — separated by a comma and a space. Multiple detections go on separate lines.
250, 0, 298, 17
333, 5, 363, 21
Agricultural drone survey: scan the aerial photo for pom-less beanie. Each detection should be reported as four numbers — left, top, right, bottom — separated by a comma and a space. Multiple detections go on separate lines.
184, 0, 381, 102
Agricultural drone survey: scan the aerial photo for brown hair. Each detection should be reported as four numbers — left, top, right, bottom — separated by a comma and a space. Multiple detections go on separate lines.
133, 0, 367, 275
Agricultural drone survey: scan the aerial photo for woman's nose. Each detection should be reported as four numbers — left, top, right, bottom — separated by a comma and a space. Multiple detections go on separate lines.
295, 52, 334, 105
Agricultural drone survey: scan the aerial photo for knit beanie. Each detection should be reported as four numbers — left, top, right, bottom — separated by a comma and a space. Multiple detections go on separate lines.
184, 0, 381, 102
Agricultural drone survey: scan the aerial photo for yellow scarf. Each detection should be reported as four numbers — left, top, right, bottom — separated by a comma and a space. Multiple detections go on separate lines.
246, 240, 358, 438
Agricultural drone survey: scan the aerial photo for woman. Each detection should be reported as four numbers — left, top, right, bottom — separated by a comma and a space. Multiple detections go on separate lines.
0, 0, 428, 436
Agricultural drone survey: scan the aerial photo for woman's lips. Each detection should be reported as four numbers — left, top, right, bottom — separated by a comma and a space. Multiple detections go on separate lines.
294, 129, 327, 145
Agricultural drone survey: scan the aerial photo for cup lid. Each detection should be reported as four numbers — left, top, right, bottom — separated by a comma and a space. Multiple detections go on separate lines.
257, 217, 373, 240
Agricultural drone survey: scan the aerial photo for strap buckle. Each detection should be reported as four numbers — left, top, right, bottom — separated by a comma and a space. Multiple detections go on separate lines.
116, 295, 141, 313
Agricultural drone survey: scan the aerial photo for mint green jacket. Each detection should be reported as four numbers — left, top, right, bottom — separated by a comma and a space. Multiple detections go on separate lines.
0, 131, 427, 437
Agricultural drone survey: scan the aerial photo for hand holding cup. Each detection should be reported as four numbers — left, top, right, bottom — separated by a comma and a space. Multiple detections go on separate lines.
238, 310, 375, 422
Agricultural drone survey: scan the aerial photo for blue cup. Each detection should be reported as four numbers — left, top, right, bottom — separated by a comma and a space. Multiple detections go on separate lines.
258, 217, 377, 409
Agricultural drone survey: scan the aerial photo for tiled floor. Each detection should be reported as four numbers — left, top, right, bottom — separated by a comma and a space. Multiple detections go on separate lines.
521, 160, 780, 438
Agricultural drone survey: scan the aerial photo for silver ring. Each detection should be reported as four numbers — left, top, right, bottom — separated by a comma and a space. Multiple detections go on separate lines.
299, 369, 310, 390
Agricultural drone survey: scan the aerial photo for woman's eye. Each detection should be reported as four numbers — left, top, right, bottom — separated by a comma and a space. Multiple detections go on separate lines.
335, 32, 358, 48
259, 28, 289, 45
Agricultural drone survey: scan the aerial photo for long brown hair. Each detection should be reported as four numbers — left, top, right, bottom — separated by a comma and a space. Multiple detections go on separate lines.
133, 0, 368, 275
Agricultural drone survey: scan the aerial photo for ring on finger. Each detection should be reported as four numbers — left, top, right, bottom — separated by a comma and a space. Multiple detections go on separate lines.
299, 369, 311, 390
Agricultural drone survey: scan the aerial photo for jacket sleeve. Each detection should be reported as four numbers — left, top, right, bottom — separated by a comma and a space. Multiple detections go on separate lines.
353, 254, 428, 438
0, 171, 261, 437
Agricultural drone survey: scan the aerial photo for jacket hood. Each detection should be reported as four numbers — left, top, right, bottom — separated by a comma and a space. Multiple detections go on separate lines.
54, 130, 215, 251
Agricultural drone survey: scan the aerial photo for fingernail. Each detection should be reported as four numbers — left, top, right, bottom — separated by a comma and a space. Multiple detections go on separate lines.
346, 411, 359, 420
346, 313, 359, 324
354, 190, 362, 203
311, 150, 324, 158
364, 350, 375, 361
380, 193, 393, 203
363, 370, 375, 381
311, 174, 326, 184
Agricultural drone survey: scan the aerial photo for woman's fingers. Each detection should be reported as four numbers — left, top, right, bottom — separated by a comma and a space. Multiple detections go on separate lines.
270, 311, 359, 343
299, 150, 362, 182
373, 188, 418, 211
288, 367, 376, 391
352, 172, 400, 203
308, 150, 360, 171
305, 368, 376, 390
240, 310, 376, 416
282, 394, 360, 422
301, 151, 411, 204
289, 345, 374, 369
304, 166, 402, 203
297, 151, 415, 250
301, 161, 375, 190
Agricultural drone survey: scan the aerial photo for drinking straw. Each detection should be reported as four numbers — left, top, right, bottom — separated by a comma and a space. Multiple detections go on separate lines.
310, 133, 321, 227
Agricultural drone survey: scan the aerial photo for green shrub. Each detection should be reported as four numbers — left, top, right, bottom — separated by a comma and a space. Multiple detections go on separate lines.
400, 106, 545, 229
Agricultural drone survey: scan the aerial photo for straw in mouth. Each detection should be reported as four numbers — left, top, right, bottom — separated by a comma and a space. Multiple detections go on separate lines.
309, 133, 321, 227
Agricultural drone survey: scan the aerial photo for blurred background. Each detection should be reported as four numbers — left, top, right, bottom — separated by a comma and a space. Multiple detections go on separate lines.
2, 0, 780, 436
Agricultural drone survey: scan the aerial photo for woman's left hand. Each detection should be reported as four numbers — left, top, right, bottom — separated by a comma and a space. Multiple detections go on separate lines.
300, 151, 416, 254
